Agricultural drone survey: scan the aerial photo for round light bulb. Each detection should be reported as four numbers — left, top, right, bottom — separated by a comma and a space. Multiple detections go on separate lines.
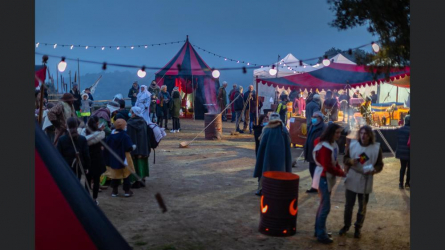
372, 43, 380, 53
85, 46, 88, 49
212, 70, 220, 78
36, 42, 39, 48
269, 68, 277, 76
70, 45, 74, 50
137, 69, 146, 78
322, 59, 331, 66
58, 61, 67, 72
54, 44, 57, 49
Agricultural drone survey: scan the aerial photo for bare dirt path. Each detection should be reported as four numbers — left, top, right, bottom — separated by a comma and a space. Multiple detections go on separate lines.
99, 119, 410, 250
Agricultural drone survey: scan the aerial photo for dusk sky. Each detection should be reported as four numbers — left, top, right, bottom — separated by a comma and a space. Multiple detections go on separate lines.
35, 0, 376, 89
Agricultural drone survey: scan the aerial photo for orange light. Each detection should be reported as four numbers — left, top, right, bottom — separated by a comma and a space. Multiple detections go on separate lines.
289, 199, 298, 216
283, 230, 287, 234
261, 196, 268, 213
293, 228, 296, 230
265, 228, 269, 231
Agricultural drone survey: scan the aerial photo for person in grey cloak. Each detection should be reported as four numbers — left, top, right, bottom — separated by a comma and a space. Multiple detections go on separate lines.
253, 113, 293, 195
135, 85, 152, 124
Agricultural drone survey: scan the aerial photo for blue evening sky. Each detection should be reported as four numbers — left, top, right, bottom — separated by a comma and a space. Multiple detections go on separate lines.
35, 0, 376, 87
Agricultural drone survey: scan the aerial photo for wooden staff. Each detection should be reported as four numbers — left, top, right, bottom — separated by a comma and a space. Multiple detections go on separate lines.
255, 76, 259, 125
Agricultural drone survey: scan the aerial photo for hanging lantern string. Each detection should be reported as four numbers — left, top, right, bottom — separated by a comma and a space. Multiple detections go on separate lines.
190, 41, 376, 71
35, 52, 261, 71
35, 40, 186, 50
36, 41, 380, 74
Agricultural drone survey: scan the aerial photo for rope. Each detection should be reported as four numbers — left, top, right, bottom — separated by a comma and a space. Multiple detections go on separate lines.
186, 93, 243, 146
375, 129, 396, 157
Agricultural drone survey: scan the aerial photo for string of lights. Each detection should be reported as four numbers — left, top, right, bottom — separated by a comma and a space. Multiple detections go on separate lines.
35, 40, 186, 50
36, 41, 381, 79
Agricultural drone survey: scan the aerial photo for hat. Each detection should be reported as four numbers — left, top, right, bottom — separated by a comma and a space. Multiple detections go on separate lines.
365, 96, 372, 102
131, 106, 143, 117
312, 94, 321, 100
82, 93, 89, 99
281, 90, 289, 96
106, 101, 120, 114
312, 111, 324, 119
114, 119, 127, 130
60, 93, 77, 102
223, 81, 227, 85
269, 112, 281, 121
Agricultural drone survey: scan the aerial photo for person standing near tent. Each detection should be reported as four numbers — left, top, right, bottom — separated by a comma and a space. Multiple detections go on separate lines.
80, 115, 106, 205
312, 123, 346, 244
170, 89, 182, 133
148, 80, 160, 123
276, 91, 290, 124
396, 115, 410, 189
126, 107, 150, 188
304, 111, 327, 193
243, 85, 255, 131
322, 91, 339, 122
80, 93, 94, 125
158, 85, 171, 130
233, 86, 245, 133
135, 85, 152, 124
217, 81, 228, 121
57, 117, 90, 180
359, 97, 373, 126
370, 91, 378, 104
229, 84, 238, 122
47, 93, 77, 145
289, 89, 300, 105
339, 125, 384, 239
253, 113, 292, 196
70, 83, 82, 117
104, 119, 136, 197
306, 94, 321, 127
128, 81, 139, 107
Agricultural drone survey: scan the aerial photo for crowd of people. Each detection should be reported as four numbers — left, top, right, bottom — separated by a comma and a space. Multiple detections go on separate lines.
36, 80, 410, 243
36, 81, 170, 204
253, 92, 411, 244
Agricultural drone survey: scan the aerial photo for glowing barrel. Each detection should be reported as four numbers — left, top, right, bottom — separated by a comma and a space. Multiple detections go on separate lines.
259, 171, 299, 237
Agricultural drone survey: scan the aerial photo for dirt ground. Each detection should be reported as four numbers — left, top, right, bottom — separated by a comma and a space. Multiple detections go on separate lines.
99, 119, 410, 250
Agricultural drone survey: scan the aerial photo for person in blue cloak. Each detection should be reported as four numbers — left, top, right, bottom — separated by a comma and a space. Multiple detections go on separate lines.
253, 113, 293, 195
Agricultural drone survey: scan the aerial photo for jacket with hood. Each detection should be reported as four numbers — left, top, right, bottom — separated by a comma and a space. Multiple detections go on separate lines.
128, 84, 139, 103
305, 100, 321, 127
253, 119, 292, 178
126, 116, 150, 157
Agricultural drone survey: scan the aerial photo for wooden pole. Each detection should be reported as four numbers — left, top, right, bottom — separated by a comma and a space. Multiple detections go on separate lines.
78, 58, 80, 90
396, 86, 399, 103
56, 65, 59, 93
255, 76, 259, 125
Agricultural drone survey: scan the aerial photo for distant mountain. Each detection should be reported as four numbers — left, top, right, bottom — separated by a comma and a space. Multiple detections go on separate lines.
79, 70, 155, 101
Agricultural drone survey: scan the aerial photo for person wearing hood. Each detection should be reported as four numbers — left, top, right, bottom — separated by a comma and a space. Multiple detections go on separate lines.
253, 113, 292, 196
104, 119, 136, 197
396, 115, 410, 189
80, 115, 106, 205
114, 99, 129, 122
92, 101, 120, 136
304, 111, 327, 193
306, 94, 321, 127
57, 117, 90, 180
128, 81, 139, 106
148, 80, 161, 123
80, 93, 94, 124
126, 107, 150, 188
47, 93, 77, 145
135, 85, 152, 124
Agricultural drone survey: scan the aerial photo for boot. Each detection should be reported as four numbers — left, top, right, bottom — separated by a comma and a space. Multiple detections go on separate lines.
354, 228, 361, 238
339, 226, 349, 236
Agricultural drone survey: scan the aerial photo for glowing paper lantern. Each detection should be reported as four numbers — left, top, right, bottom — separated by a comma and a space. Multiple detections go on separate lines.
137, 69, 146, 78
212, 70, 220, 78
372, 43, 380, 53
269, 68, 277, 76
58, 59, 67, 73
322, 59, 331, 67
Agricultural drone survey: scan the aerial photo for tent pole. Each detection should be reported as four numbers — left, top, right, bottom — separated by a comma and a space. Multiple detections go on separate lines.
346, 82, 350, 127
276, 55, 280, 78
396, 86, 399, 103
255, 76, 259, 125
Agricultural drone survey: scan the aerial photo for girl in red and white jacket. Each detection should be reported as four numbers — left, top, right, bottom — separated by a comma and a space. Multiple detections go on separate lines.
312, 123, 346, 244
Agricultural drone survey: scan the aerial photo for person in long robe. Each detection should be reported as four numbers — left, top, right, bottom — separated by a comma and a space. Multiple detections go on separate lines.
135, 85, 152, 124
126, 107, 150, 188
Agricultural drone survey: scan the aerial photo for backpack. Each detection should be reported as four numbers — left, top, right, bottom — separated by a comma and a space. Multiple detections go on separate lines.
147, 123, 161, 164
